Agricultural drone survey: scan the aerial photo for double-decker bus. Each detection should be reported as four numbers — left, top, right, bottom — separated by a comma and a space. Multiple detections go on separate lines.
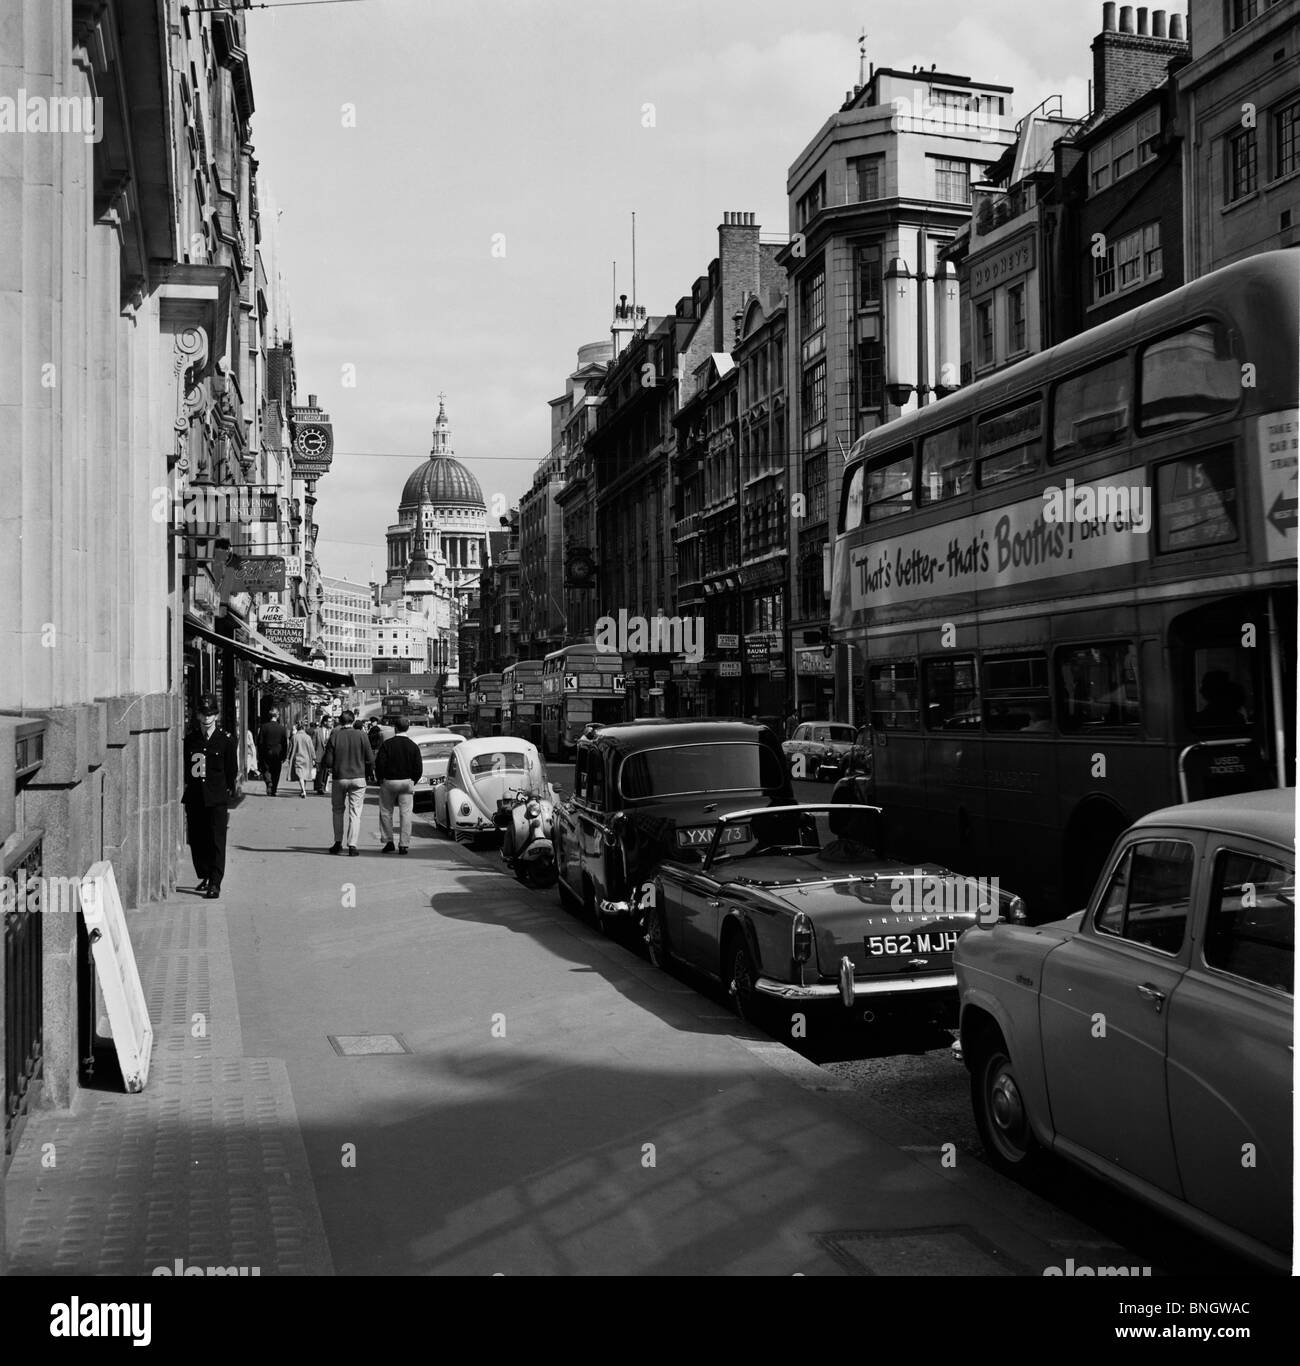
831, 250, 1297, 921
468, 673, 503, 737
440, 688, 469, 730
540, 643, 627, 759
502, 660, 545, 745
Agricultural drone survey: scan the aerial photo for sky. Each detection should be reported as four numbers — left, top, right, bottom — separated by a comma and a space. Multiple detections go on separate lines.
247, 0, 1113, 587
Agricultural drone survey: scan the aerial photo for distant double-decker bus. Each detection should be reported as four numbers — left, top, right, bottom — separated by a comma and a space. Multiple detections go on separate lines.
502, 660, 545, 745
541, 644, 627, 759
831, 250, 1297, 920
468, 673, 503, 737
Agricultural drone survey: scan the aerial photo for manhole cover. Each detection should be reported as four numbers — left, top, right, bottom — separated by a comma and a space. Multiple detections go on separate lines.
816, 1225, 1020, 1276
327, 1034, 411, 1056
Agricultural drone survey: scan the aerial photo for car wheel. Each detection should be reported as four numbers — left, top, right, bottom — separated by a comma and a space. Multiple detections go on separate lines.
724, 930, 763, 1027
643, 892, 669, 970
971, 1033, 1042, 1177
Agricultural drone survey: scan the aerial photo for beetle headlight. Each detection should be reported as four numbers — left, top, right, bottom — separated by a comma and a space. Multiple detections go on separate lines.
459, 802, 472, 817
525, 800, 541, 819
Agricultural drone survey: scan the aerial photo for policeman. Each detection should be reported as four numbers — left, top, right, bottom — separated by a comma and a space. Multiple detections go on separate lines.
182, 693, 240, 899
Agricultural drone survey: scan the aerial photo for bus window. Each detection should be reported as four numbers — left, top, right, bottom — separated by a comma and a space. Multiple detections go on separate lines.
841, 463, 865, 531
1051, 355, 1130, 460
924, 656, 980, 730
1057, 642, 1141, 730
869, 661, 919, 730
920, 423, 973, 504
1186, 649, 1257, 731
977, 397, 1042, 487
1139, 320, 1240, 434
983, 653, 1052, 732
865, 449, 913, 519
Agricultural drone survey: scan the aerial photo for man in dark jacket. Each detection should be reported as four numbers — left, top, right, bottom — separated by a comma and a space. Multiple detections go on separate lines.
374, 716, 422, 854
256, 707, 288, 796
182, 693, 241, 898
367, 719, 384, 754
321, 709, 375, 855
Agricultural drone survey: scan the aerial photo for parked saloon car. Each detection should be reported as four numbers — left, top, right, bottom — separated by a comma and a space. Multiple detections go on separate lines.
407, 727, 462, 811
432, 736, 555, 844
956, 789, 1294, 1272
554, 719, 794, 927
782, 722, 859, 781
639, 803, 1025, 1026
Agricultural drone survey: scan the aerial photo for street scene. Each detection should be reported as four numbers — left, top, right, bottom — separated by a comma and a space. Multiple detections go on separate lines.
1, 0, 1296, 1325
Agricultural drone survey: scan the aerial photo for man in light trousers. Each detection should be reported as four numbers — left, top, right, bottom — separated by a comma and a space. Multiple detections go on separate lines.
321, 708, 374, 855
374, 715, 422, 854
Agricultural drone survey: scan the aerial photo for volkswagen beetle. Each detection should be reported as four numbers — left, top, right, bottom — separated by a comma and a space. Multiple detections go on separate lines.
432, 736, 555, 844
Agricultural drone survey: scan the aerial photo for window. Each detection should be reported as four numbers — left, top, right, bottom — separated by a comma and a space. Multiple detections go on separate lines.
1057, 641, 1141, 731
924, 656, 980, 730
1275, 97, 1300, 178
1095, 840, 1194, 955
920, 423, 973, 503
1227, 127, 1257, 201
856, 243, 882, 308
977, 397, 1042, 486
1094, 224, 1161, 302
1203, 850, 1293, 992
796, 176, 825, 229
800, 266, 825, 339
618, 743, 783, 800
870, 661, 919, 730
983, 654, 1051, 732
1006, 284, 1026, 354
802, 360, 827, 430
1140, 322, 1240, 433
931, 157, 971, 203
851, 155, 884, 202
1090, 113, 1156, 192
1186, 638, 1257, 731
1051, 357, 1130, 458
1142, 222, 1162, 277
975, 301, 993, 367
858, 340, 883, 413
1136, 107, 1160, 164
840, 464, 865, 532
803, 454, 827, 524
1228, 0, 1259, 31
865, 450, 913, 519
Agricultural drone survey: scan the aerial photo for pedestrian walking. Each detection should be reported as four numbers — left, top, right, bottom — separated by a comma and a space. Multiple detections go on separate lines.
321, 708, 375, 855
312, 715, 331, 794
256, 707, 288, 796
244, 726, 259, 782
374, 716, 421, 854
785, 709, 799, 739
288, 720, 316, 798
182, 693, 241, 899
367, 719, 384, 754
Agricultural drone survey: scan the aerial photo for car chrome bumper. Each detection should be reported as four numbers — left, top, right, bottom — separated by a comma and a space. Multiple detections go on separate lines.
597, 898, 635, 916
755, 971, 958, 1002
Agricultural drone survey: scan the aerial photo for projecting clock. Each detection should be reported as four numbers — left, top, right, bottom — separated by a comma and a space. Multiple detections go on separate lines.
294, 426, 331, 458
566, 550, 596, 586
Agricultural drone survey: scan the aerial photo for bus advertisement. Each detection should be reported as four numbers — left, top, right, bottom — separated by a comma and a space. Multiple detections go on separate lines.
541, 644, 627, 759
468, 673, 504, 737
502, 660, 545, 746
830, 250, 1297, 921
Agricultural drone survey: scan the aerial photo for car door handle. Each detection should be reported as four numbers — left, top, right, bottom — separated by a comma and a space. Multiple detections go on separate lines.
1137, 982, 1166, 1011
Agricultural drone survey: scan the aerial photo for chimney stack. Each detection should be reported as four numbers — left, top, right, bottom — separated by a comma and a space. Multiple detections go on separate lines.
1093, 3, 1187, 120
308, 393, 317, 407
717, 211, 761, 354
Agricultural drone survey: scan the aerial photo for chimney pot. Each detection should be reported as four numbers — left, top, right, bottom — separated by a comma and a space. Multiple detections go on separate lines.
1137, 6, 1148, 34
1169, 12, 1183, 39
1119, 5, 1134, 32
1102, 1, 1117, 29
1153, 8, 1166, 37
308, 393, 317, 407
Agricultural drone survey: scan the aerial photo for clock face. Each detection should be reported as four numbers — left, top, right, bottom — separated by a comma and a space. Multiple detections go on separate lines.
296, 426, 330, 457
569, 556, 592, 581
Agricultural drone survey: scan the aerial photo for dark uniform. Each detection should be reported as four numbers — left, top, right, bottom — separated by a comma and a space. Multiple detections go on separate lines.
183, 695, 240, 897
256, 714, 288, 795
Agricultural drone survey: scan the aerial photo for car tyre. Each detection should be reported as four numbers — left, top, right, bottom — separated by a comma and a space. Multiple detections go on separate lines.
643, 891, 670, 970
970, 1032, 1043, 1178
724, 930, 764, 1028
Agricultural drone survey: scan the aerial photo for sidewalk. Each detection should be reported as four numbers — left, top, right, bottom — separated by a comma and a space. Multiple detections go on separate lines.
6, 787, 1129, 1276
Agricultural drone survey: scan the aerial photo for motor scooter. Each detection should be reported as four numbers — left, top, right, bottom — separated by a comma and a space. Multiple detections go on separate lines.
494, 786, 558, 888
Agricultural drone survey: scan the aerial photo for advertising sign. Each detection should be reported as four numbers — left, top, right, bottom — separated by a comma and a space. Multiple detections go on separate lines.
719, 661, 742, 677
847, 466, 1149, 613
263, 622, 306, 651
716, 633, 739, 650
1259, 411, 1299, 563
259, 603, 284, 622
796, 649, 835, 676
80, 861, 154, 1092
229, 556, 286, 594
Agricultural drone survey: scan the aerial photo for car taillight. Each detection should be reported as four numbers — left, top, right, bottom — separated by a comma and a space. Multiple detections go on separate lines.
1008, 896, 1027, 924
792, 911, 813, 963
526, 800, 541, 819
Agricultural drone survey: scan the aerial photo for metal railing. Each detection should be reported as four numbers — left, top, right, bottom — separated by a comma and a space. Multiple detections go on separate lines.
4, 831, 44, 1166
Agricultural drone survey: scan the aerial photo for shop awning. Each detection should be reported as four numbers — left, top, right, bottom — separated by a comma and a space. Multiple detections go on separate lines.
184, 613, 355, 689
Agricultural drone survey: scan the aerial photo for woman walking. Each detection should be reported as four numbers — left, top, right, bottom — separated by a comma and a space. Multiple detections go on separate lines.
288, 720, 316, 798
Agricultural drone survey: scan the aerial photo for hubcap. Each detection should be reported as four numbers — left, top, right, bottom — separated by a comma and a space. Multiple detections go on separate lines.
989, 1062, 1026, 1145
